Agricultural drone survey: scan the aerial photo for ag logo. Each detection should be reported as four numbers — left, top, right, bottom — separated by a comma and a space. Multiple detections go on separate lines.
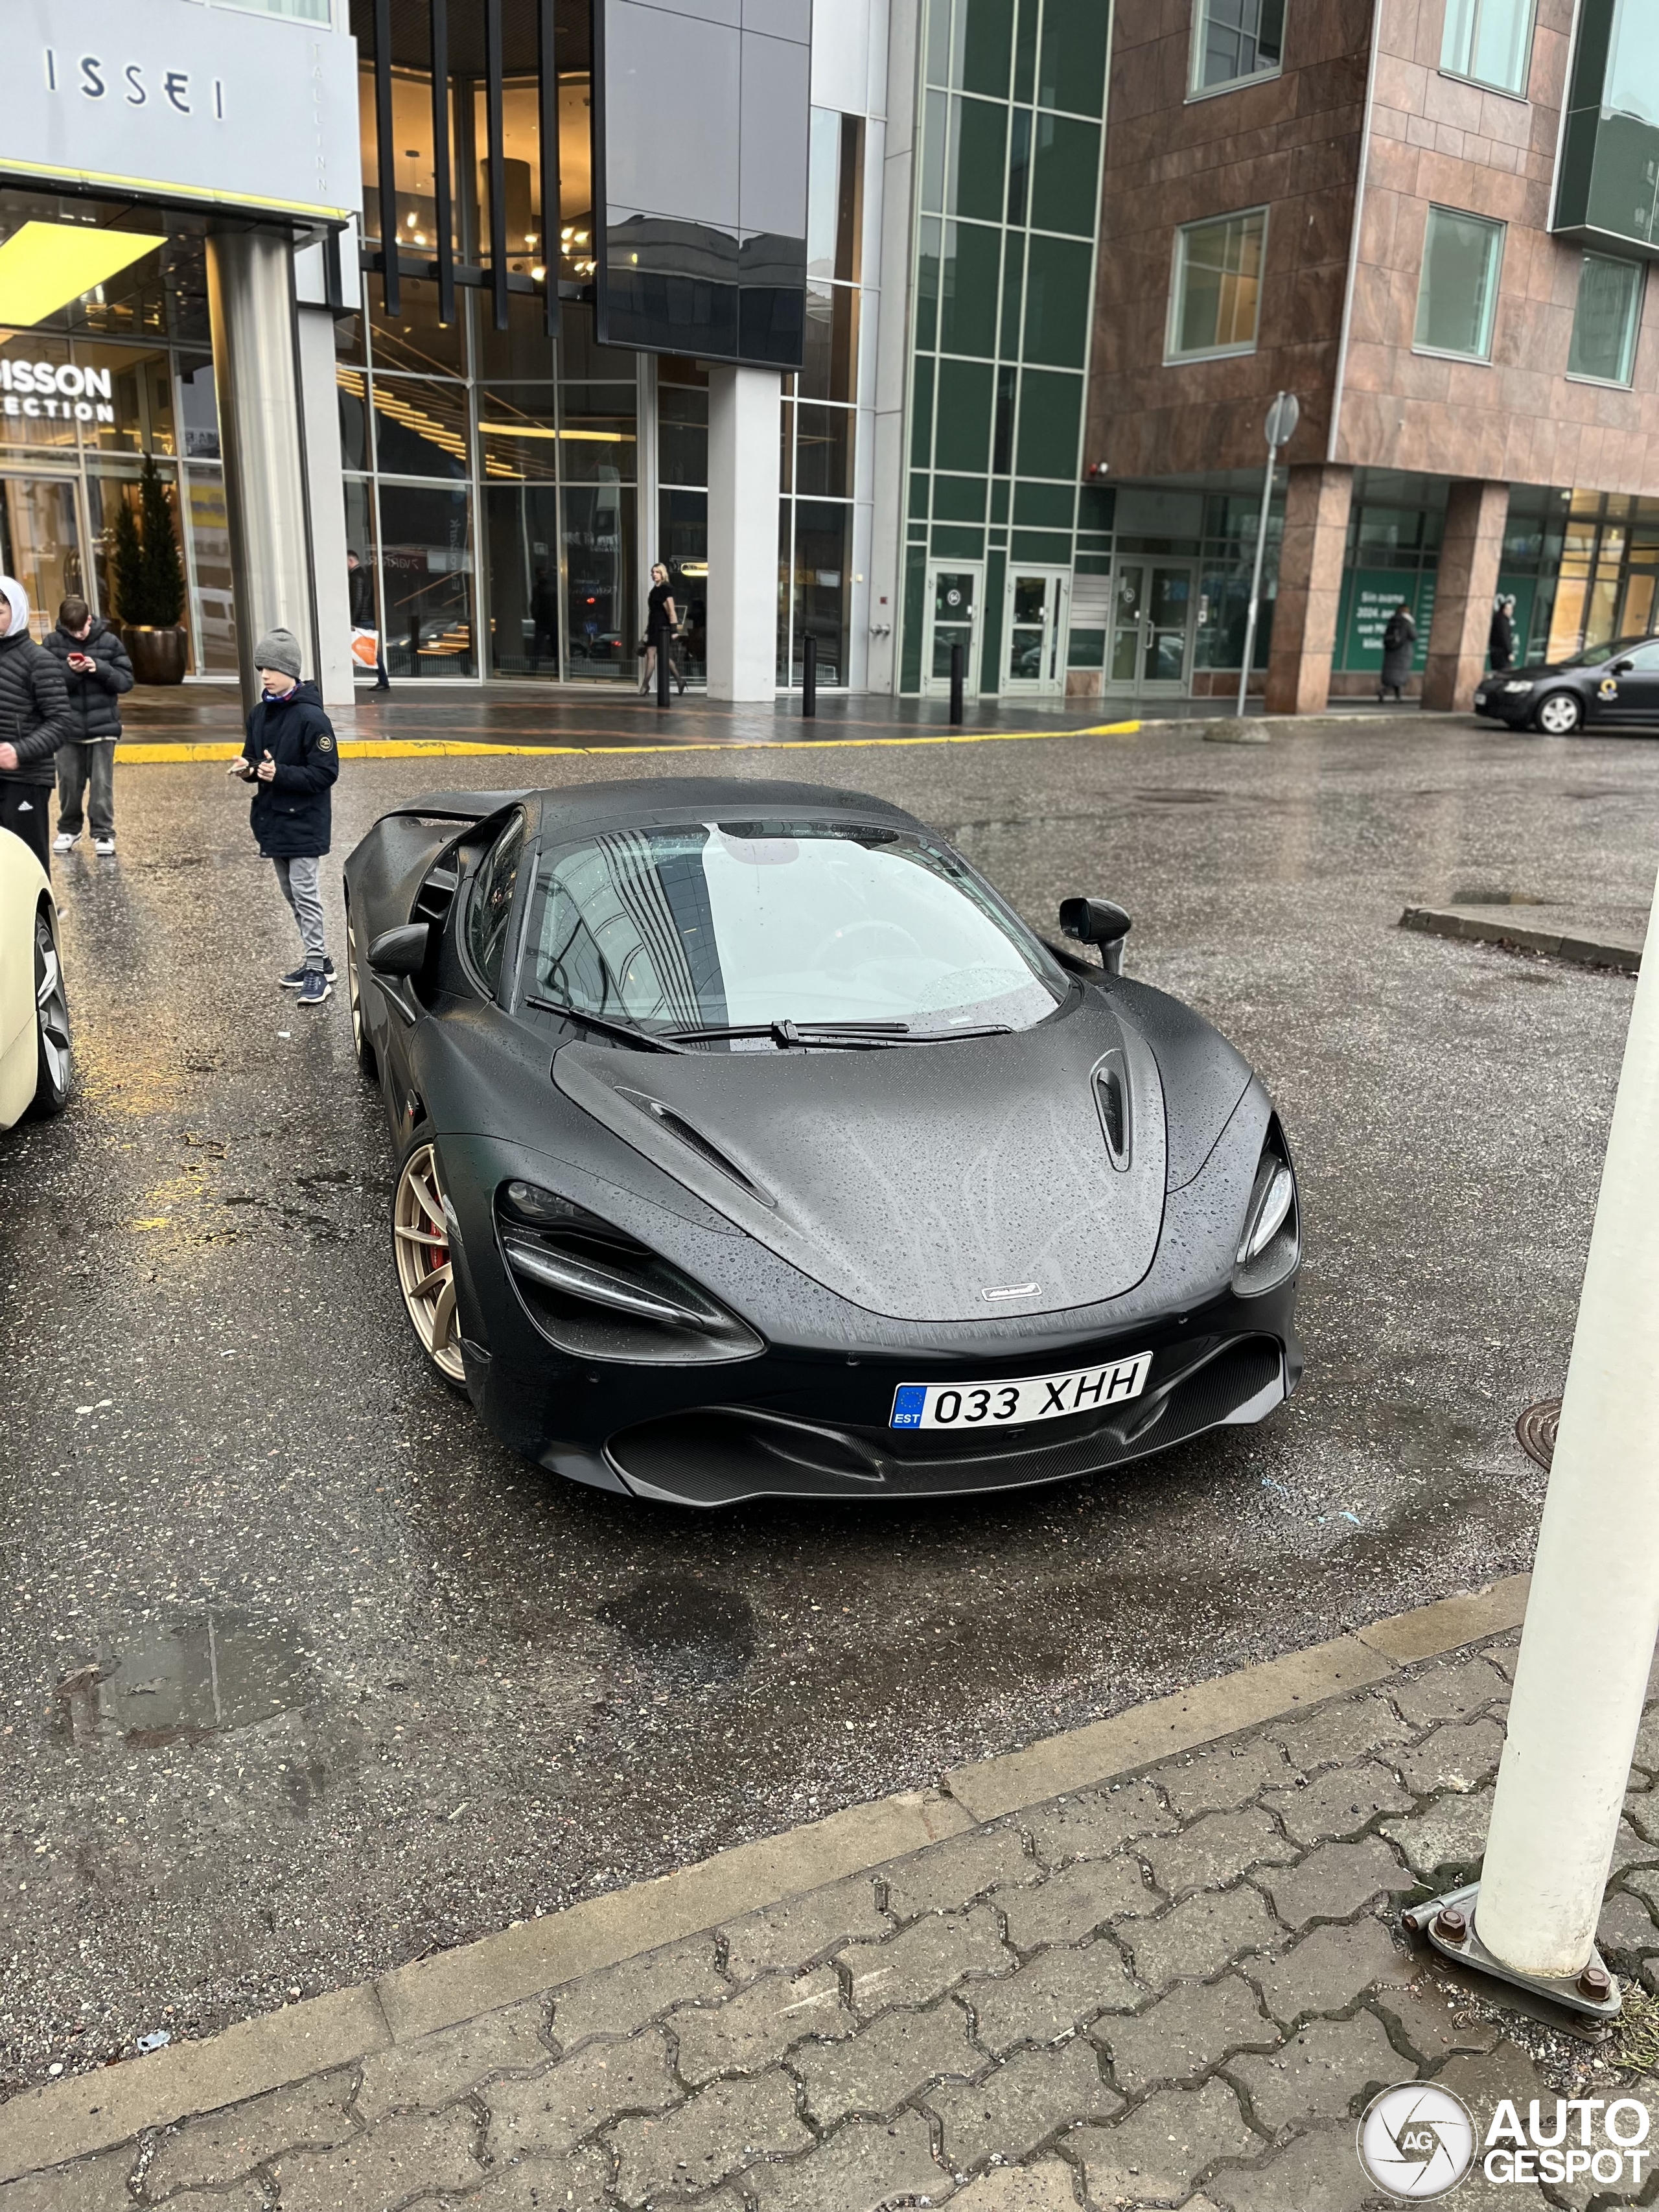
1357, 2082, 1476, 2198
1599, 677, 1619, 700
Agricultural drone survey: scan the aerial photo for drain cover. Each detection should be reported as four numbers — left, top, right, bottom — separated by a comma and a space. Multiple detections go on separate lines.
1515, 1399, 1560, 1469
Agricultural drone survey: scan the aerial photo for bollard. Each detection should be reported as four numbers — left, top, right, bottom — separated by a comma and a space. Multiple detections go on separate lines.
802, 633, 817, 718
949, 640, 964, 725
656, 631, 671, 708
1465, 859, 1659, 1994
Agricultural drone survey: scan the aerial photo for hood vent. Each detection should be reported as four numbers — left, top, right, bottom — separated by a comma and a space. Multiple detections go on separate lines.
1095, 1052, 1131, 1170
616, 1088, 776, 1208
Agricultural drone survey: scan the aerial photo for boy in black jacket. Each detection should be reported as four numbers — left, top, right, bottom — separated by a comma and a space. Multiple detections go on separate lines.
47, 595, 134, 856
227, 628, 340, 1008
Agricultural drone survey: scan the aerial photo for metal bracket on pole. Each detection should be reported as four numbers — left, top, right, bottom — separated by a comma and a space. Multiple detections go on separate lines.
1402, 1885, 1621, 2022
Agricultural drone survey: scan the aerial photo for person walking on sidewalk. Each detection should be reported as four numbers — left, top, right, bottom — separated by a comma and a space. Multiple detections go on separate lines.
638, 563, 685, 696
1378, 602, 1415, 703
227, 627, 340, 1008
0, 574, 71, 874
347, 548, 389, 692
1489, 594, 1515, 675
46, 595, 133, 856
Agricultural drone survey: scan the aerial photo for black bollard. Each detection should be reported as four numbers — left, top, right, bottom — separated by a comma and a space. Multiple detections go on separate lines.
656, 631, 671, 708
949, 640, 964, 725
802, 633, 817, 718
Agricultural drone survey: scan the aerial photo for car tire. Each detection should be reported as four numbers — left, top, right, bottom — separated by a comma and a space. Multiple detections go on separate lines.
1535, 691, 1584, 736
28, 906, 71, 1118
392, 1134, 469, 1389
346, 900, 378, 1084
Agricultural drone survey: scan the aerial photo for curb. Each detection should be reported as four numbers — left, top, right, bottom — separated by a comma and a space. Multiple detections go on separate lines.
0, 1572, 1527, 2182
111, 723, 1143, 766
1401, 905, 1642, 974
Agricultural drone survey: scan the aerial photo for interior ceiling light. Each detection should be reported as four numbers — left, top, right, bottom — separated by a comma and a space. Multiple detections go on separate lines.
0, 223, 167, 327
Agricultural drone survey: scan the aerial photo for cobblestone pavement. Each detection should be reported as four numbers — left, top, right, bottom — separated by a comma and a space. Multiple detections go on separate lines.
10, 1629, 1659, 2211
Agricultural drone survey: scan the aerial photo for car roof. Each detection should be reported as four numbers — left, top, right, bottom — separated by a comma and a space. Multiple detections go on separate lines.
524, 776, 927, 838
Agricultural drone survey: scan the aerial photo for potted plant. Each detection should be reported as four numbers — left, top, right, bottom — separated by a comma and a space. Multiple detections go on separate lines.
112, 457, 189, 684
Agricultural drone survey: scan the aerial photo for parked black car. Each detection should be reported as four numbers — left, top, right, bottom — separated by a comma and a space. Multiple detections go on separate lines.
1474, 635, 1659, 734
342, 779, 1304, 1507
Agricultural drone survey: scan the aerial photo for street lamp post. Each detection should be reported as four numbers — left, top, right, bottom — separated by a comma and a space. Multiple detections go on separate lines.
1236, 391, 1299, 721
1405, 860, 1659, 2018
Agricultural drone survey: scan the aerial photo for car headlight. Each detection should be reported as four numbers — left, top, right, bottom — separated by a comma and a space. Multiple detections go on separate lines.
1234, 1128, 1300, 1294
496, 1181, 762, 1364
1503, 680, 1535, 693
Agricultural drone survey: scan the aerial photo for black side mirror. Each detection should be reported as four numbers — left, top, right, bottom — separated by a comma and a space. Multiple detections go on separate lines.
368, 922, 430, 978
1613, 659, 1634, 675
1059, 896, 1131, 975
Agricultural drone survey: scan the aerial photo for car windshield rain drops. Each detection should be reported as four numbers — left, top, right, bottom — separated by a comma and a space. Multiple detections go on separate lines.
522, 819, 1068, 1041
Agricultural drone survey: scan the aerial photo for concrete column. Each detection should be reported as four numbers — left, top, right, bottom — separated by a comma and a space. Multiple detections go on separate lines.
1423, 478, 1509, 712
296, 305, 356, 710
1264, 463, 1352, 716
706, 366, 782, 701
205, 229, 316, 713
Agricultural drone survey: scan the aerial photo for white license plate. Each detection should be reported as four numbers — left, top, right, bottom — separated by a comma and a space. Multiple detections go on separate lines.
889, 1352, 1154, 1431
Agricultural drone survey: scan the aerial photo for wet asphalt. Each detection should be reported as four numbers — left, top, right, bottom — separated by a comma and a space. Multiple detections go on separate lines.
1, 711, 1654, 2093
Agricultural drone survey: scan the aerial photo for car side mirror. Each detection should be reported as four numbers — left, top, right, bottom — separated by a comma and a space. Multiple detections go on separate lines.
368, 922, 430, 978
1059, 896, 1132, 976
1613, 659, 1634, 675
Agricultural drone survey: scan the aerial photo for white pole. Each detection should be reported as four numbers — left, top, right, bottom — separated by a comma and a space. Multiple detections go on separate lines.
1236, 412, 1280, 719
1476, 859, 1659, 1978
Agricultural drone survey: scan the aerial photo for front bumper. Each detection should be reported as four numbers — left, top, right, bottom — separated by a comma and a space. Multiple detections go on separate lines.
1472, 689, 1533, 727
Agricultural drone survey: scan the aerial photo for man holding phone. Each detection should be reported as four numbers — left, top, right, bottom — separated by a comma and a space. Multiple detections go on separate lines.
227, 627, 340, 1008
47, 595, 133, 856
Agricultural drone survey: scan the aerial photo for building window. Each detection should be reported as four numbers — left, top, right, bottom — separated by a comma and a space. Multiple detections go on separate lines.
1190, 0, 1285, 96
1413, 206, 1505, 360
1568, 251, 1644, 386
1166, 208, 1267, 361
1440, 0, 1537, 97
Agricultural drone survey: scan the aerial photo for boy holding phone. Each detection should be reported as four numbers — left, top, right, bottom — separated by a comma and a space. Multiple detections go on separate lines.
227, 629, 340, 1008
47, 596, 133, 857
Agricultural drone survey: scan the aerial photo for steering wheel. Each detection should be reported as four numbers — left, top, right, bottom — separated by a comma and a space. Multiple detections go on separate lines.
811, 918, 923, 968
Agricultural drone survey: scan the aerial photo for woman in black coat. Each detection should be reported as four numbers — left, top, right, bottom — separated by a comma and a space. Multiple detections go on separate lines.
1379, 605, 1415, 702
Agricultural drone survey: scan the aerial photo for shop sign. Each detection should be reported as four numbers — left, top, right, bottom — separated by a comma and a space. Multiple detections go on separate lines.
1338, 571, 1437, 671
8, 0, 360, 227
0, 357, 115, 425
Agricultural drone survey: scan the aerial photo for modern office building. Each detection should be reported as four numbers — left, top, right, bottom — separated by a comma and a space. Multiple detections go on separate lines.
0, 0, 1651, 709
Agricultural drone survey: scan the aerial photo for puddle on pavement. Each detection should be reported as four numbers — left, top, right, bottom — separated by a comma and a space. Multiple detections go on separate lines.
56, 1609, 317, 1747
598, 1576, 755, 1686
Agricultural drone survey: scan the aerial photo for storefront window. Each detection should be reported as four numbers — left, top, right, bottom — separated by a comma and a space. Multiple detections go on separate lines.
370, 279, 467, 377
186, 469, 237, 672
0, 478, 83, 636
372, 378, 471, 477
377, 482, 476, 677
178, 358, 220, 460
563, 484, 634, 679
483, 485, 562, 674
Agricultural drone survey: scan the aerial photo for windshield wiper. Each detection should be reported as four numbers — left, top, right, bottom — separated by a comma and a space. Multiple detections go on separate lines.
665, 1019, 912, 1048
526, 995, 687, 1052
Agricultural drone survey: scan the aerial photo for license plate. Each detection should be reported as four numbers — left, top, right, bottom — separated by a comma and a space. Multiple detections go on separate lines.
890, 1352, 1154, 1431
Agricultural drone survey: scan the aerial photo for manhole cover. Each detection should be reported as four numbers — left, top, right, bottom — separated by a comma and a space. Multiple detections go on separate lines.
1515, 1399, 1560, 1469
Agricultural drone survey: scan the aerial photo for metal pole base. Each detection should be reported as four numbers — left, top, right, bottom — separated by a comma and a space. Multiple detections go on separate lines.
1402, 1883, 1621, 2021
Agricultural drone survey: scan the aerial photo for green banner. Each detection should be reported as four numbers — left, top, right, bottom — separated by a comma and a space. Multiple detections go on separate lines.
1336, 571, 1436, 672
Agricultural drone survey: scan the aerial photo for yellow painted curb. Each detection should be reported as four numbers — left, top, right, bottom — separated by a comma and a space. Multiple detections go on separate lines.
113, 721, 1141, 766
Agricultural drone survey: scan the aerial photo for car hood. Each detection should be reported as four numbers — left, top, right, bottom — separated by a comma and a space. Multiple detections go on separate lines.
551, 997, 1168, 1323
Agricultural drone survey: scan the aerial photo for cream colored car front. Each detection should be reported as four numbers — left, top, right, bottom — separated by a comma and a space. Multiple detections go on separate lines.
0, 824, 69, 1127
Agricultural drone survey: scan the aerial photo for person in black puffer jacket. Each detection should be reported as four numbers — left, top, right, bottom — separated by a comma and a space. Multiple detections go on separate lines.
0, 574, 72, 874
226, 626, 340, 1008
45, 596, 133, 856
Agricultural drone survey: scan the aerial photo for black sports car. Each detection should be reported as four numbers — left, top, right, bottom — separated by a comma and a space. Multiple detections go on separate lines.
1473, 634, 1659, 734
342, 779, 1302, 1506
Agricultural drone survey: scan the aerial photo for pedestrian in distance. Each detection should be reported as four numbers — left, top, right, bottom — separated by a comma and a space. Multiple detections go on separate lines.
47, 595, 133, 857
0, 574, 71, 874
638, 561, 686, 696
1489, 594, 1515, 675
347, 548, 389, 692
1378, 601, 1415, 703
226, 627, 340, 1008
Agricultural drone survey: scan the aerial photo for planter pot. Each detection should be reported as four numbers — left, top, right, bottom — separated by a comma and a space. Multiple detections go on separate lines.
122, 624, 188, 686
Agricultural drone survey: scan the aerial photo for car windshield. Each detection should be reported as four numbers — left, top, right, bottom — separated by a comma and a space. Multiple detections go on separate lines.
1555, 636, 1653, 668
520, 818, 1067, 1038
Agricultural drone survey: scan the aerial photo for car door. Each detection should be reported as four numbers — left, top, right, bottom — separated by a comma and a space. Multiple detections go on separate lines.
1598, 638, 1659, 727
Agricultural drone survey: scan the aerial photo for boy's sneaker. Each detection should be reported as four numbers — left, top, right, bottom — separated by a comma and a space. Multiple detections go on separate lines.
93, 835, 115, 857
280, 957, 337, 989
297, 969, 334, 1007
52, 830, 80, 854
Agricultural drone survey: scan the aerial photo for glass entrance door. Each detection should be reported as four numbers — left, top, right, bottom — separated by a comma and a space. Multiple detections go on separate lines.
1002, 568, 1071, 694
0, 477, 85, 638
1108, 559, 1198, 695
922, 563, 982, 698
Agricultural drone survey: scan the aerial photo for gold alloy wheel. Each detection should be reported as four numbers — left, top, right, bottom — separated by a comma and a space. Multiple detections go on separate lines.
393, 1141, 467, 1382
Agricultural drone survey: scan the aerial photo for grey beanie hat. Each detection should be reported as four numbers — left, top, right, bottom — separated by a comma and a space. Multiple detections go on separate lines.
253, 627, 303, 679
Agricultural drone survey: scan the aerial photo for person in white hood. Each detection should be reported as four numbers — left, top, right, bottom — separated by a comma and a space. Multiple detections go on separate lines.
0, 576, 72, 874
